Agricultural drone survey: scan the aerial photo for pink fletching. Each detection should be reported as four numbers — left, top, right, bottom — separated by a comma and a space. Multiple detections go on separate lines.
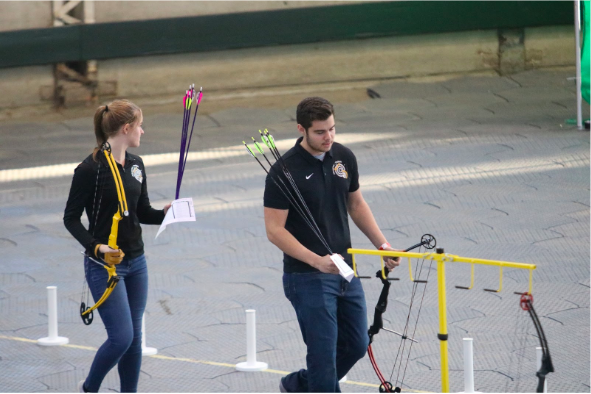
196, 91, 203, 105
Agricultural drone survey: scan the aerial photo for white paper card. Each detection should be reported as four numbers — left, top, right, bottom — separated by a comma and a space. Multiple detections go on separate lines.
330, 254, 355, 282
155, 197, 196, 239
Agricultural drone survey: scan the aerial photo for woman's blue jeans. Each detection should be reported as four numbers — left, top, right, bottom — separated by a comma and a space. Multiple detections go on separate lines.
282, 272, 369, 392
83, 254, 148, 393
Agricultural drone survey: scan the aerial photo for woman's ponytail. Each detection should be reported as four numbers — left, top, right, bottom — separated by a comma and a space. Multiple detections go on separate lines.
92, 105, 109, 161
91, 100, 141, 161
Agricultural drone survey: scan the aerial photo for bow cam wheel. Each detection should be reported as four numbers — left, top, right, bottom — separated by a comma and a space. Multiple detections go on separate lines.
421, 234, 436, 249
80, 303, 94, 325
520, 293, 533, 311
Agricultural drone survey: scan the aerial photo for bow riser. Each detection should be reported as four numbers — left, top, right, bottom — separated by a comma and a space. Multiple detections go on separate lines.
369, 276, 390, 343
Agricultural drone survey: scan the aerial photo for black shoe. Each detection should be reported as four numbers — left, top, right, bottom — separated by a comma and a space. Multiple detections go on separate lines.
279, 377, 287, 393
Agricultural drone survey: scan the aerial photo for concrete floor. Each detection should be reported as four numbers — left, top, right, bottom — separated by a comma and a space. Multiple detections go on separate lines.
0, 67, 589, 393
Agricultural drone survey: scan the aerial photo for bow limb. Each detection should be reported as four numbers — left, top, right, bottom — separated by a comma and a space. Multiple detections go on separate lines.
368, 344, 395, 393
105, 145, 127, 250
81, 264, 119, 316
103, 146, 129, 223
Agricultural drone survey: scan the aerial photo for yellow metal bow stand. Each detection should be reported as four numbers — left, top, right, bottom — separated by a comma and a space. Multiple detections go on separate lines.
348, 246, 537, 393
80, 143, 129, 325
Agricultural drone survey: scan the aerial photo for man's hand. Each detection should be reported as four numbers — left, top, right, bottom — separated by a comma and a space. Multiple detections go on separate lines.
382, 246, 402, 271
312, 254, 341, 275
95, 244, 125, 266
164, 202, 172, 215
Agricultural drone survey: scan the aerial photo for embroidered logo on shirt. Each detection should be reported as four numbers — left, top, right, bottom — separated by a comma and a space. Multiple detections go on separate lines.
306, 173, 314, 180
131, 164, 143, 183
332, 161, 348, 179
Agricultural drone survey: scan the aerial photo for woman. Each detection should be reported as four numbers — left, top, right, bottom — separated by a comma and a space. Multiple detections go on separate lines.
64, 99, 171, 393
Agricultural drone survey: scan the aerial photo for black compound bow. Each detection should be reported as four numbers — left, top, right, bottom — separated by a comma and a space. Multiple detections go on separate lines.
517, 292, 554, 392
365, 234, 436, 393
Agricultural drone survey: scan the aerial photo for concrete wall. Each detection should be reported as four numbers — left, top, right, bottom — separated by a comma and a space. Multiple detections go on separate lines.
0, 1, 366, 32
95, 1, 366, 23
0, 65, 54, 114
97, 30, 500, 98
526, 25, 578, 68
0, 25, 575, 115
0, 1, 52, 32
96, 26, 574, 99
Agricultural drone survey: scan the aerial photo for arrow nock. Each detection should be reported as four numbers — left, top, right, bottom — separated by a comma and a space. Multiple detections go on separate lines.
259, 130, 272, 148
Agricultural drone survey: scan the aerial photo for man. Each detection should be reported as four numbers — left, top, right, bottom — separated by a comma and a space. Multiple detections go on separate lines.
264, 97, 400, 393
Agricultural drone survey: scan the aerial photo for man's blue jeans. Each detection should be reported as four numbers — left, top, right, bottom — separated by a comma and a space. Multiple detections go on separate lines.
83, 254, 148, 393
282, 272, 369, 392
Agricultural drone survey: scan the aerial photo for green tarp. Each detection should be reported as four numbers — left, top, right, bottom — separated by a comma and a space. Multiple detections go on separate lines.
582, 1, 590, 104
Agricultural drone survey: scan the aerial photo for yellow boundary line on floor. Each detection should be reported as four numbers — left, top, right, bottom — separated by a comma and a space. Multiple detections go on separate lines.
0, 334, 429, 392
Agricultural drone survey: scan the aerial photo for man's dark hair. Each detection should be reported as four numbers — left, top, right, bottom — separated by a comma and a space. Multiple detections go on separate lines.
296, 97, 335, 131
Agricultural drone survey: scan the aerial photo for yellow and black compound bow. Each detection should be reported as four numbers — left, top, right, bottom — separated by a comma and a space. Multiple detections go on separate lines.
80, 142, 129, 325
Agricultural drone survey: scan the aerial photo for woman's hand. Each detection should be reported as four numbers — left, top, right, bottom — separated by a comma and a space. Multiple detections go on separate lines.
98, 244, 114, 254
163, 202, 172, 215
96, 244, 125, 265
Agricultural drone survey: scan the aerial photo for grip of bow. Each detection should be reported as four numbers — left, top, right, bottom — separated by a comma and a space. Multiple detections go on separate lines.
368, 269, 391, 344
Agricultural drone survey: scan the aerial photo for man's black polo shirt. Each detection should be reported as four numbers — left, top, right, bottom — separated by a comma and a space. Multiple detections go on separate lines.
264, 137, 359, 273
